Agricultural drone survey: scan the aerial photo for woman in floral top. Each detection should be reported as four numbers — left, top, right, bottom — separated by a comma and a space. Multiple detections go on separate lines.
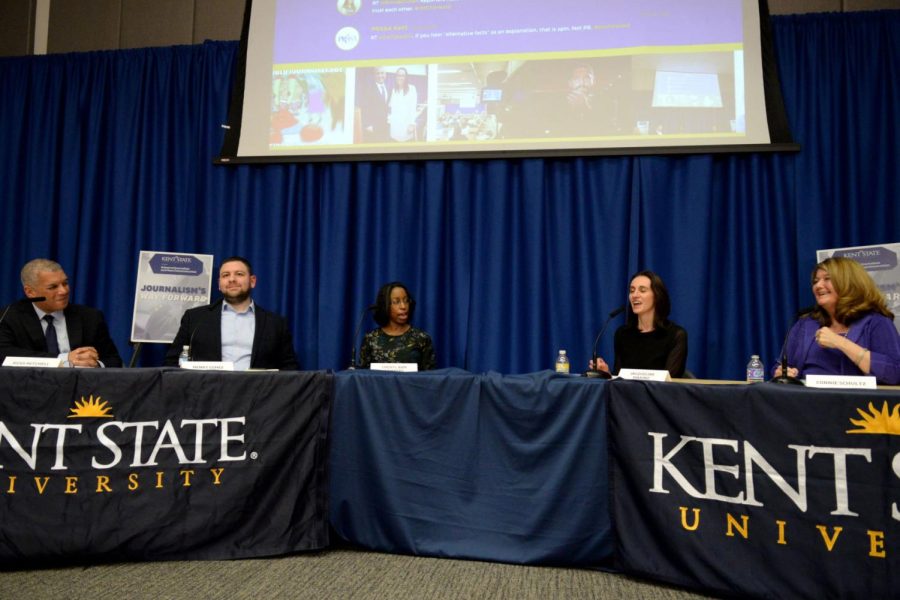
360, 281, 436, 370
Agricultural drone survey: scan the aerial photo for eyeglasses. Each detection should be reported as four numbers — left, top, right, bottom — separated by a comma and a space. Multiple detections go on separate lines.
390, 298, 411, 306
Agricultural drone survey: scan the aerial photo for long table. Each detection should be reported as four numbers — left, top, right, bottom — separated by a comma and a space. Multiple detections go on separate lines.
607, 379, 900, 599
330, 370, 900, 597
329, 368, 613, 566
3, 367, 897, 597
0, 367, 333, 564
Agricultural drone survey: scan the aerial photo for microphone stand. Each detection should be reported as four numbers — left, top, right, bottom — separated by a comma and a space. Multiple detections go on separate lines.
0, 296, 47, 327
128, 342, 143, 368
584, 305, 625, 379
348, 305, 375, 369
769, 306, 812, 385
181, 311, 213, 364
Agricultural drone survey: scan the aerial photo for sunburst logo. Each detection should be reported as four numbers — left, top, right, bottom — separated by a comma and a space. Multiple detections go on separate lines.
68, 395, 114, 419
846, 401, 900, 435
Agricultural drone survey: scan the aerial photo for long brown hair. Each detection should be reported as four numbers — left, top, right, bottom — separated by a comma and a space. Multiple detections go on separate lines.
810, 257, 893, 325
392, 67, 410, 95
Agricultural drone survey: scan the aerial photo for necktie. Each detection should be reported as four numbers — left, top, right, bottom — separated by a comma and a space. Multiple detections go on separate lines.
44, 315, 60, 356
380, 85, 386, 102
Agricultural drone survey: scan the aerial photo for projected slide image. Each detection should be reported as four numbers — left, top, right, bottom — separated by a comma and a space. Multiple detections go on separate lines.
632, 51, 737, 136
272, 0, 743, 67
490, 56, 633, 140
270, 70, 348, 148
227, 0, 792, 159
432, 62, 506, 142
434, 112, 498, 143
652, 71, 722, 108
353, 65, 428, 143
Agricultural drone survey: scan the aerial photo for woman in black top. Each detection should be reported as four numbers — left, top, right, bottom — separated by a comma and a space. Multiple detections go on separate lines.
590, 270, 688, 378
360, 281, 436, 370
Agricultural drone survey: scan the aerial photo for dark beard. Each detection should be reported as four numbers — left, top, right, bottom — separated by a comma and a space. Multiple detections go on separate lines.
223, 290, 251, 305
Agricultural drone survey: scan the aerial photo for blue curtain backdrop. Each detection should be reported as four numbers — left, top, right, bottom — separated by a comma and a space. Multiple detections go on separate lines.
0, 11, 897, 379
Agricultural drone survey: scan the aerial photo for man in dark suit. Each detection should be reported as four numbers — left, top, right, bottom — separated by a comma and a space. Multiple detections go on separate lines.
164, 256, 299, 370
357, 67, 390, 143
0, 258, 123, 367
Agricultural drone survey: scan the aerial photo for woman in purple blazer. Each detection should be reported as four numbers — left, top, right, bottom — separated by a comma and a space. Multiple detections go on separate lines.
776, 257, 900, 384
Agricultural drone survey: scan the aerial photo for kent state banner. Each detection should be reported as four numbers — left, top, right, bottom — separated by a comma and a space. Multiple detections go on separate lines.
0, 368, 332, 564
608, 380, 898, 599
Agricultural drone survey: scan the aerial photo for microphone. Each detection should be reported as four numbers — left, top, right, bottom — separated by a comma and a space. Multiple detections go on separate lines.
349, 304, 377, 369
0, 296, 47, 328
769, 305, 814, 385
584, 305, 625, 379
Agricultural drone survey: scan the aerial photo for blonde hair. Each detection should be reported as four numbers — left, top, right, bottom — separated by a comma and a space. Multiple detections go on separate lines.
811, 257, 893, 325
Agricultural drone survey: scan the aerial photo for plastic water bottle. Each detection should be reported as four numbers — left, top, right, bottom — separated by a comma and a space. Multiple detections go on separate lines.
555, 349, 570, 374
746, 355, 764, 383
178, 345, 190, 367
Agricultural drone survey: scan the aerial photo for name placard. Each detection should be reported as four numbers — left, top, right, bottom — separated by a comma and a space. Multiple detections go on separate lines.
617, 368, 671, 382
370, 362, 418, 372
180, 361, 235, 371
2, 357, 63, 368
805, 374, 876, 389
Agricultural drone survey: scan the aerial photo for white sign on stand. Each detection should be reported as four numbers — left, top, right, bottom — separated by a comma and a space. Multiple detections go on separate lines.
131, 251, 213, 343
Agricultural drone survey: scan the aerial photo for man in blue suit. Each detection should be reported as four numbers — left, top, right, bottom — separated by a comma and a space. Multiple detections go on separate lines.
164, 256, 299, 370
0, 258, 123, 367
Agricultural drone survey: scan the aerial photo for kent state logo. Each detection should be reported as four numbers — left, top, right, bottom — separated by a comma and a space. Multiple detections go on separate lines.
2, 394, 252, 497
846, 401, 900, 435
68, 395, 114, 418
648, 402, 899, 560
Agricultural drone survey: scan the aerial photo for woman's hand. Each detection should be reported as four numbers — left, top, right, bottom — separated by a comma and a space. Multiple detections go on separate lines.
815, 327, 845, 349
774, 364, 799, 378
817, 326, 871, 374
588, 357, 610, 373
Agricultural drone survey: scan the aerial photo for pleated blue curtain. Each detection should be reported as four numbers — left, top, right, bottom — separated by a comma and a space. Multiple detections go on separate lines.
0, 11, 897, 378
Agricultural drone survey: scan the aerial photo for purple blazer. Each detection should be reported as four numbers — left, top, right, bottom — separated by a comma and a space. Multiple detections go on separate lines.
783, 313, 900, 384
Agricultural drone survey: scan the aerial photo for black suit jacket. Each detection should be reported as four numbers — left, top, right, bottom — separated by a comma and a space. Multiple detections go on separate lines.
164, 300, 299, 370
357, 81, 390, 143
0, 300, 123, 367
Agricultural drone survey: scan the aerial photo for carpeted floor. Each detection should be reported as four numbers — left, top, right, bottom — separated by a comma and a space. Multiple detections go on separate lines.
0, 546, 718, 599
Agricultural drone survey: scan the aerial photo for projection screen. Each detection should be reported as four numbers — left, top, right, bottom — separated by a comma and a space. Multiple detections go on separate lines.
217, 0, 797, 163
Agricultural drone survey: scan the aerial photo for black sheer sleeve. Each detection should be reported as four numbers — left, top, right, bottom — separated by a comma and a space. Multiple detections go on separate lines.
665, 326, 688, 378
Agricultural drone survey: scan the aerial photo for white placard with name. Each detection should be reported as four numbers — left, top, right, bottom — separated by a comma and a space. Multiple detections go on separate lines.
179, 361, 234, 371
805, 374, 876, 389
370, 362, 418, 372
2, 357, 63, 368
617, 368, 671, 382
